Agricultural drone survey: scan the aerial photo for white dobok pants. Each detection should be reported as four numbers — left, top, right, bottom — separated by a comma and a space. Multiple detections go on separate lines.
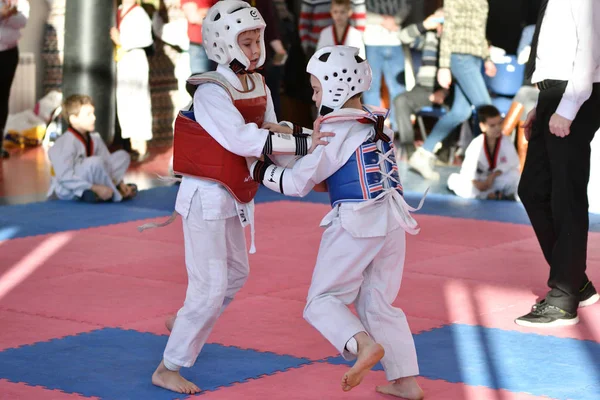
163, 190, 249, 368
73, 151, 130, 202
303, 214, 419, 381
448, 169, 520, 199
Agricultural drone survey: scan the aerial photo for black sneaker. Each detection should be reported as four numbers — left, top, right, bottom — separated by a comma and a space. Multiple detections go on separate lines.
579, 281, 600, 308
515, 302, 579, 327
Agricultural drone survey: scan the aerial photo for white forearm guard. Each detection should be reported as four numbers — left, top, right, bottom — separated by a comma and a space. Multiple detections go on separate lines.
263, 131, 312, 156
250, 159, 286, 194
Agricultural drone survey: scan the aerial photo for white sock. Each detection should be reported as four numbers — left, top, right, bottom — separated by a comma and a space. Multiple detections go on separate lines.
345, 337, 358, 356
163, 358, 181, 372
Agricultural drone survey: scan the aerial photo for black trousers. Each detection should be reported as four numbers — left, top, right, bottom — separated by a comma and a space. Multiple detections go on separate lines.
518, 81, 600, 313
0, 47, 20, 150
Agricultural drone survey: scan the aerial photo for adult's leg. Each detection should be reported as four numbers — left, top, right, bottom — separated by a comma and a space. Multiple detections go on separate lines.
421, 54, 491, 153
393, 85, 432, 145
382, 45, 406, 132
0, 47, 20, 157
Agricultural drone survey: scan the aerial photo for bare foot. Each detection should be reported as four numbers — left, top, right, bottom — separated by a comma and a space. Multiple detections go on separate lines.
376, 376, 424, 399
341, 341, 385, 391
152, 360, 201, 394
165, 315, 176, 332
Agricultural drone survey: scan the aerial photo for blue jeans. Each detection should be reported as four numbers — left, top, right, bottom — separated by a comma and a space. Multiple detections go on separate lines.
362, 45, 406, 131
189, 43, 215, 75
422, 54, 491, 153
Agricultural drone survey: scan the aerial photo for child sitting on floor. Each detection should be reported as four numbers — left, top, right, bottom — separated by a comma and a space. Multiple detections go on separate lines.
447, 105, 520, 200
47, 94, 137, 203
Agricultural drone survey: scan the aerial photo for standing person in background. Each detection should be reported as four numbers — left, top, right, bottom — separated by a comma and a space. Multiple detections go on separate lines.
393, 8, 445, 159
181, 0, 217, 75
111, 0, 154, 161
361, 0, 412, 134
515, 0, 600, 328
299, 0, 366, 59
248, 0, 288, 120
316, 0, 366, 60
0, 0, 29, 160
408, 0, 496, 181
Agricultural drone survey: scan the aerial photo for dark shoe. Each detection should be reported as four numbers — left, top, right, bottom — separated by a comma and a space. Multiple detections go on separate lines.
515, 302, 578, 327
579, 281, 600, 308
1, 149, 9, 159
79, 189, 100, 203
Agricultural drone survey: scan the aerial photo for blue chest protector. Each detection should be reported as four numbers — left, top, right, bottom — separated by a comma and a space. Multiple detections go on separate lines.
326, 139, 403, 207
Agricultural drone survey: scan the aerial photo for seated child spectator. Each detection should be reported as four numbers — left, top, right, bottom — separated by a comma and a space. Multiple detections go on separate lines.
447, 105, 520, 200
47, 94, 137, 203
317, 0, 365, 59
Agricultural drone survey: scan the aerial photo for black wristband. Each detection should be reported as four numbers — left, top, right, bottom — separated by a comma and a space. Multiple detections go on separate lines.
294, 134, 309, 155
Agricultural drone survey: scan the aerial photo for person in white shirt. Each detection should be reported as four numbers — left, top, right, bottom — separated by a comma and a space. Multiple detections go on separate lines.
0, 0, 28, 159
47, 95, 136, 203
317, 0, 365, 60
515, 0, 600, 328
110, 0, 154, 161
447, 105, 520, 200
147, 2, 330, 395
248, 45, 425, 399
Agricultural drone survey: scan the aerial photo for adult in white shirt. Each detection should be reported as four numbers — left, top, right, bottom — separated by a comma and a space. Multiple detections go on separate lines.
0, 0, 28, 159
515, 0, 600, 328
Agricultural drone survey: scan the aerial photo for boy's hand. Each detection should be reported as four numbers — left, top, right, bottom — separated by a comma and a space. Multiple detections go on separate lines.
473, 180, 490, 192
484, 60, 497, 77
1, 4, 17, 18
262, 122, 292, 134
91, 184, 114, 201
381, 15, 399, 31
309, 117, 335, 154
423, 13, 443, 31
118, 182, 132, 198
429, 89, 447, 105
437, 68, 452, 89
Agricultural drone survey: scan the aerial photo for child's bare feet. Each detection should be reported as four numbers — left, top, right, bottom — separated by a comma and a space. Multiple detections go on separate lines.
152, 360, 200, 394
341, 333, 385, 391
376, 376, 424, 399
165, 315, 176, 332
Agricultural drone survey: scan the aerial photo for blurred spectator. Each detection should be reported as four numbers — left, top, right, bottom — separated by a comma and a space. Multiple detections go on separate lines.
409, 0, 495, 180
362, 0, 412, 132
0, 0, 29, 160
299, 0, 366, 59
181, 0, 217, 74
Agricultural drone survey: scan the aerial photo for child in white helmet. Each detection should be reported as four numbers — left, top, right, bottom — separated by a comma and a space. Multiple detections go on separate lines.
150, 1, 331, 394
248, 45, 425, 398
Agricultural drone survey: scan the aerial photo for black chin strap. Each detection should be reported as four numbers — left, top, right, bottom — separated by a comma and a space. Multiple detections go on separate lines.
229, 59, 248, 75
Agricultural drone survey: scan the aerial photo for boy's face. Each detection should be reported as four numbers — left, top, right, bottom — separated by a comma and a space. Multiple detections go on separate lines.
310, 75, 323, 110
237, 29, 262, 71
70, 104, 96, 133
330, 4, 352, 26
480, 115, 503, 139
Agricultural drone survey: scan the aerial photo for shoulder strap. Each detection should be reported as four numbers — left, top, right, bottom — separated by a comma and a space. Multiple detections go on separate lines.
185, 72, 234, 100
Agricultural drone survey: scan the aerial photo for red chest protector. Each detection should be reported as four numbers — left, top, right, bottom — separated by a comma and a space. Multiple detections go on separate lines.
173, 72, 267, 203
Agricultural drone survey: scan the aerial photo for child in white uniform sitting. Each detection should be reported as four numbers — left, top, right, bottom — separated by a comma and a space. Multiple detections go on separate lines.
248, 45, 425, 399
447, 105, 521, 200
317, 0, 366, 59
47, 94, 136, 203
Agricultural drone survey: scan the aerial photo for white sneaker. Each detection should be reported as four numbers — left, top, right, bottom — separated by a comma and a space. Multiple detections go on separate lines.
409, 147, 440, 180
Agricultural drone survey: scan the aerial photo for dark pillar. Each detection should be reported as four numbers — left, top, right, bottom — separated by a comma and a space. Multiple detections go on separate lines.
62, 0, 116, 144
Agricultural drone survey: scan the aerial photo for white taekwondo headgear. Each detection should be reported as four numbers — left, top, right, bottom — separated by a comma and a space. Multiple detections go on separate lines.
306, 45, 372, 115
202, 0, 266, 73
